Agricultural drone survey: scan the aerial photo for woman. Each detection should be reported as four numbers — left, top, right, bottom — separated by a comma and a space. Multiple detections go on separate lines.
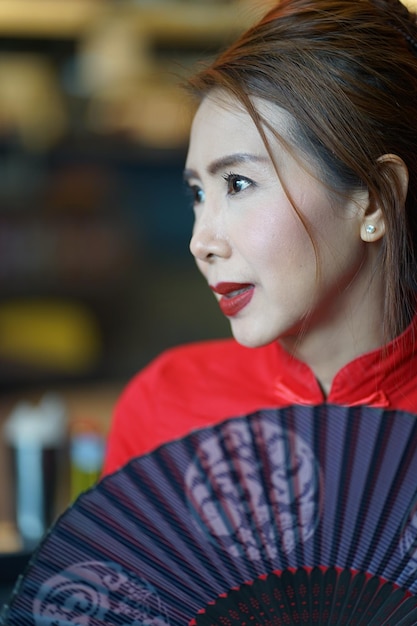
102, 0, 417, 476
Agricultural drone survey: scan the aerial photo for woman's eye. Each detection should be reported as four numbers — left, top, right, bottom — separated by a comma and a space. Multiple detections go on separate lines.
223, 173, 252, 195
187, 184, 205, 205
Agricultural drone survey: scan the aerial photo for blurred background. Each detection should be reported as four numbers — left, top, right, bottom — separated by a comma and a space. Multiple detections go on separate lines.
0, 0, 277, 599
1, 0, 416, 603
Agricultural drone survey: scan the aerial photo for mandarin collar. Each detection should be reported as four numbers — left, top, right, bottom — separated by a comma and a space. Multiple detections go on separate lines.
273, 313, 417, 408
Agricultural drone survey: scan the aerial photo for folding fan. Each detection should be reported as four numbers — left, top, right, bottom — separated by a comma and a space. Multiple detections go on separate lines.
2, 404, 417, 626
191, 566, 417, 625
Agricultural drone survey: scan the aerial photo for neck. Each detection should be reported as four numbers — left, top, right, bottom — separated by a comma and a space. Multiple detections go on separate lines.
280, 292, 386, 398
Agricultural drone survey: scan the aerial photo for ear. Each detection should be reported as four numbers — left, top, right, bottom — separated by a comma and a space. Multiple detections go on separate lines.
360, 153, 409, 242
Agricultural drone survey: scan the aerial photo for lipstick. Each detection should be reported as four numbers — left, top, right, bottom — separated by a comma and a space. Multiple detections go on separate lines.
211, 282, 254, 317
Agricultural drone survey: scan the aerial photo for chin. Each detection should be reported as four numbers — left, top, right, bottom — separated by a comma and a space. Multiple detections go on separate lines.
231, 325, 279, 349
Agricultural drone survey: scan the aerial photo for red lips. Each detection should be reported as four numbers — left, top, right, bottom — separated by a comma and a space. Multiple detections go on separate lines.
210, 283, 254, 317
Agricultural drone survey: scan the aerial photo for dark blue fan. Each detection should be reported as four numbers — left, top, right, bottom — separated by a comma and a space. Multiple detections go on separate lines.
2, 404, 417, 625
191, 566, 417, 625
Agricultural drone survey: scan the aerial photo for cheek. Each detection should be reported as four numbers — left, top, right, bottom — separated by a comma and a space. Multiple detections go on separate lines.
238, 206, 314, 270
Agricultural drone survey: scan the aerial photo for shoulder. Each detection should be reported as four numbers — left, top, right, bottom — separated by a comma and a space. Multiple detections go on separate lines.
120, 337, 279, 404
149, 337, 252, 369
136, 337, 275, 382
104, 338, 283, 473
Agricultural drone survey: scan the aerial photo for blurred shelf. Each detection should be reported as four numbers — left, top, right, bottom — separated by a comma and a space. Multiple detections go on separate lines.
125, 2, 260, 44
0, 0, 103, 38
0, 0, 261, 42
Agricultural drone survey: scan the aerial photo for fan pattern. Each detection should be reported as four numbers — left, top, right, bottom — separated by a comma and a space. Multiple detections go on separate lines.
183, 414, 321, 561
31, 561, 171, 625
2, 404, 417, 625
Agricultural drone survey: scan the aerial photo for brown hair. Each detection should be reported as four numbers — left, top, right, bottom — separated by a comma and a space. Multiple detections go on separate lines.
188, 0, 417, 341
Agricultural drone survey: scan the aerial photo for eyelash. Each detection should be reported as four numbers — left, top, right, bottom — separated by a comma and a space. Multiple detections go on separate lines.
185, 172, 253, 207
222, 172, 253, 195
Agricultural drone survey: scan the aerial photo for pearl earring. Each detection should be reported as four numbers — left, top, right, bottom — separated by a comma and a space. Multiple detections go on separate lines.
365, 225, 376, 234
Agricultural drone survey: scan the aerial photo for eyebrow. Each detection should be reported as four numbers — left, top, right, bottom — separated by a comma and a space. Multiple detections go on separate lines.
183, 153, 269, 182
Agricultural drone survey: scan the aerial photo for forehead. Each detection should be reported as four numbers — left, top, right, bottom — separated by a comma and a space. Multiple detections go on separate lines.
193, 90, 250, 124
186, 90, 294, 165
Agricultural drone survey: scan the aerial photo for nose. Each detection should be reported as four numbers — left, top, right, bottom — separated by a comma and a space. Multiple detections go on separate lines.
189, 216, 231, 262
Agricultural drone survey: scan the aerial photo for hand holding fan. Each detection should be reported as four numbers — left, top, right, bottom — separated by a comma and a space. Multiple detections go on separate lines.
2, 404, 417, 625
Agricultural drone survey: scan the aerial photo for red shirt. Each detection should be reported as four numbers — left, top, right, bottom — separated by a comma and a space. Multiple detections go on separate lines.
102, 315, 417, 476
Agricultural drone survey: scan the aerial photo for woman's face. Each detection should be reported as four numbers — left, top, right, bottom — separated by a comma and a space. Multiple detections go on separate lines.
184, 92, 371, 349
